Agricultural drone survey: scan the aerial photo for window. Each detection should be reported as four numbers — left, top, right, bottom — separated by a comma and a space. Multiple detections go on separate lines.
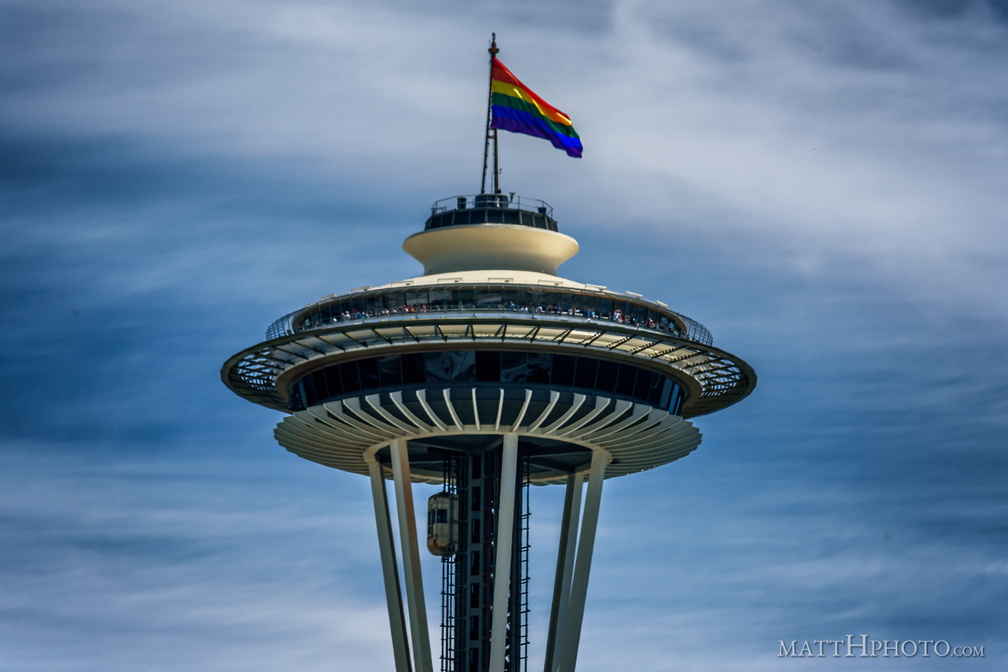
475, 351, 501, 381
527, 352, 551, 384
501, 351, 526, 382
295, 350, 686, 412
551, 355, 575, 386
339, 361, 360, 392
378, 355, 402, 386
321, 367, 339, 398
596, 360, 618, 392
614, 363, 637, 396
401, 353, 425, 384
574, 357, 598, 388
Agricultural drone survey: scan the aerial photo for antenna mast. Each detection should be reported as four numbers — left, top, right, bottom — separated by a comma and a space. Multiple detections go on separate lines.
480, 34, 500, 195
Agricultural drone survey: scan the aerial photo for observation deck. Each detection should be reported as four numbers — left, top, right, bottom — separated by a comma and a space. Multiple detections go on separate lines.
221, 194, 756, 482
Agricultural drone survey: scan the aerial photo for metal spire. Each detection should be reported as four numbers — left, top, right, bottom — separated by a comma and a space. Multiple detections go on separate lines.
481, 33, 501, 194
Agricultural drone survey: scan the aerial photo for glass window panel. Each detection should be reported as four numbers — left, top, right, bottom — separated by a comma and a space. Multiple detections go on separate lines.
425, 351, 474, 383
527, 352, 552, 384
475, 289, 503, 309
404, 290, 428, 311
574, 357, 598, 389
475, 351, 501, 382
567, 294, 583, 317
647, 374, 664, 405
355, 358, 378, 389
670, 383, 683, 414
452, 288, 475, 310
378, 355, 402, 386
501, 351, 526, 382
612, 301, 627, 324
453, 351, 475, 381
470, 551, 480, 576
633, 369, 652, 400
626, 302, 644, 325
319, 368, 336, 399
596, 360, 618, 392
502, 289, 522, 311
545, 293, 562, 314
551, 355, 575, 386
401, 353, 425, 384
339, 361, 360, 393
659, 378, 673, 409
385, 292, 405, 313
428, 289, 451, 310
301, 372, 317, 405
614, 363, 637, 396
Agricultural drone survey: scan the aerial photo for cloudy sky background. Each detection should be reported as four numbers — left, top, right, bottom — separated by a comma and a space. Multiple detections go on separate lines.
2, 1, 1007, 670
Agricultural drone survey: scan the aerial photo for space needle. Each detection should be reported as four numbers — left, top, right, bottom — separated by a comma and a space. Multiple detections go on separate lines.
221, 36, 756, 672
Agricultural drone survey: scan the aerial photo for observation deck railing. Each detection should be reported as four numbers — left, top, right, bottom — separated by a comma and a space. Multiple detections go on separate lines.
266, 300, 714, 347
424, 194, 557, 231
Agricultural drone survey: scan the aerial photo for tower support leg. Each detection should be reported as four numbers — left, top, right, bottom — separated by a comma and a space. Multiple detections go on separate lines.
555, 449, 607, 672
366, 452, 412, 672
489, 433, 519, 672
543, 471, 584, 672
390, 438, 434, 672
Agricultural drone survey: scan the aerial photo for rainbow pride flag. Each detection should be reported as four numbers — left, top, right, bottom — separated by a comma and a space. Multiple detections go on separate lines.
490, 58, 582, 158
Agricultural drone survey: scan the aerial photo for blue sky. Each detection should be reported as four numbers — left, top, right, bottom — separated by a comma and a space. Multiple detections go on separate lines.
2, 1, 1006, 670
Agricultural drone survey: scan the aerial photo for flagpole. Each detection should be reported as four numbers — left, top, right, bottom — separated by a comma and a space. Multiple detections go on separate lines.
481, 33, 500, 195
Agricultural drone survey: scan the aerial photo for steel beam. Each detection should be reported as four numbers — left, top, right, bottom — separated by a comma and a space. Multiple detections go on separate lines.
556, 449, 606, 672
544, 471, 584, 672
489, 433, 519, 672
390, 439, 433, 672
365, 450, 412, 672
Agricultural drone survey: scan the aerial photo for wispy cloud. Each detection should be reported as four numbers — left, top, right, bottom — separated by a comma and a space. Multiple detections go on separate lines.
2, 1, 1005, 670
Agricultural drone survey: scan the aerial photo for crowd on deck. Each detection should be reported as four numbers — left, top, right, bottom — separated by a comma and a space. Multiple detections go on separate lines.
266, 291, 712, 346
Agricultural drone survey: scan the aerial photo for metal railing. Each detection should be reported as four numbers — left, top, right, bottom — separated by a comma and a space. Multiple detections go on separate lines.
425, 194, 558, 232
268, 302, 713, 347
429, 194, 553, 218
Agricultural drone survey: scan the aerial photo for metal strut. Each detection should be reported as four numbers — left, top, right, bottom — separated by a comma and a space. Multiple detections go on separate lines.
481, 33, 501, 195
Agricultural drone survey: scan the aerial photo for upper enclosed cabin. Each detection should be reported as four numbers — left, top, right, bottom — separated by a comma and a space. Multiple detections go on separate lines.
424, 193, 558, 232
404, 194, 578, 276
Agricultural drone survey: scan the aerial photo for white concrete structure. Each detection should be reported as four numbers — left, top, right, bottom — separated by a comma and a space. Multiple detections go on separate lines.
222, 193, 756, 672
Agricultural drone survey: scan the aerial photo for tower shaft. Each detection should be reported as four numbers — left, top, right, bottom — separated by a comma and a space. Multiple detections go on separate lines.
447, 445, 529, 672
